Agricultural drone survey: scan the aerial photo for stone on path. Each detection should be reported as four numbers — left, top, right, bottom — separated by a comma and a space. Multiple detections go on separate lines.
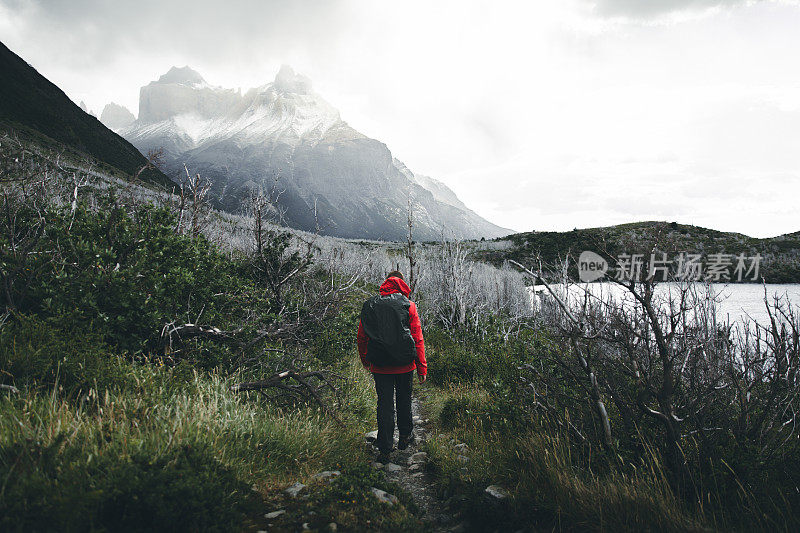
312, 470, 341, 482
408, 462, 424, 472
326, 523, 338, 532
285, 482, 306, 498
371, 461, 384, 469
365, 430, 378, 442
385, 462, 403, 473
408, 451, 428, 464
485, 484, 509, 500
371, 487, 399, 505
264, 509, 286, 519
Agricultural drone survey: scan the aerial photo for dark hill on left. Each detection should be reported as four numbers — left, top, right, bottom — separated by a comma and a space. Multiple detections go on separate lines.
0, 40, 171, 187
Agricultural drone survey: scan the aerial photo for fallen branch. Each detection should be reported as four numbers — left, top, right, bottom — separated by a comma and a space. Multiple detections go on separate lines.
231, 370, 345, 426
160, 322, 236, 351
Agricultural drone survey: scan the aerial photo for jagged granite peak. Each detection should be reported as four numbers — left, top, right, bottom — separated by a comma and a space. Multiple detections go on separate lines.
137, 66, 239, 124
274, 64, 313, 94
127, 65, 348, 152
156, 65, 207, 86
100, 102, 135, 131
119, 65, 510, 240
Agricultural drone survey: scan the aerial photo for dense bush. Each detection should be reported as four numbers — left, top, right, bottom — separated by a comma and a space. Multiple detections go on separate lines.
1, 441, 257, 532
424, 323, 555, 386
0, 314, 133, 393
422, 298, 800, 530
0, 193, 272, 364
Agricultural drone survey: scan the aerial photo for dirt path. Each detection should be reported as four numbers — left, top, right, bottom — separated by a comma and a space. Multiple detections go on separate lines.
368, 390, 464, 532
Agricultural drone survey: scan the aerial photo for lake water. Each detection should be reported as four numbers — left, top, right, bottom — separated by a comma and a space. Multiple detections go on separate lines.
531, 282, 800, 328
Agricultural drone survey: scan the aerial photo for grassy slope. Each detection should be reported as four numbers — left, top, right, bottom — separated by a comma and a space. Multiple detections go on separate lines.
0, 305, 423, 532
419, 383, 705, 532
0, 40, 171, 188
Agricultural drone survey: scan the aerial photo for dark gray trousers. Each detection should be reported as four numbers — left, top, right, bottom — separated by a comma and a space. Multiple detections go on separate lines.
373, 371, 413, 453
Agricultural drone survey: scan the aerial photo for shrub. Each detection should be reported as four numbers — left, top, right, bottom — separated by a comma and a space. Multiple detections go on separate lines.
0, 314, 132, 394
0, 440, 257, 532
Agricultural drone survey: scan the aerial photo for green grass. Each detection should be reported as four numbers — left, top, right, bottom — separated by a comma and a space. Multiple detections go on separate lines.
0, 342, 422, 531
421, 383, 707, 532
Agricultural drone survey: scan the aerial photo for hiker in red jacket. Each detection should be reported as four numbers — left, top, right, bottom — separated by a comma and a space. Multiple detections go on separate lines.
357, 271, 427, 461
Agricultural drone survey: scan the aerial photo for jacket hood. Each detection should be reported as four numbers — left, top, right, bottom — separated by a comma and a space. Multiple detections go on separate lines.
379, 276, 410, 297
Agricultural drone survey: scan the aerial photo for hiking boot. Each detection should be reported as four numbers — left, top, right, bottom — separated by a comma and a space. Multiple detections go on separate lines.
376, 450, 392, 463
398, 434, 415, 450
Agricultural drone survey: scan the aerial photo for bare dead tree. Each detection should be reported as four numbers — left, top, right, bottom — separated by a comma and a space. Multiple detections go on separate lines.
510, 258, 616, 456
510, 240, 794, 502
406, 196, 417, 294
251, 190, 270, 257
176, 164, 212, 238
131, 147, 165, 185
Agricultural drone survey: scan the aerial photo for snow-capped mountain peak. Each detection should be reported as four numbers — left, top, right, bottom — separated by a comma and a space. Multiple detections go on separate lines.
124, 65, 349, 152
111, 65, 509, 240
156, 66, 208, 87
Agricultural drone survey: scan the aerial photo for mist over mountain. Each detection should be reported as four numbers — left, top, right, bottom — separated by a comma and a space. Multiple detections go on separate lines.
108, 66, 509, 241
100, 103, 135, 130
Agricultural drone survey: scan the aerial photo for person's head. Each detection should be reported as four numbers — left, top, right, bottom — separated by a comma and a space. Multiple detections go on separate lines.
386, 270, 404, 280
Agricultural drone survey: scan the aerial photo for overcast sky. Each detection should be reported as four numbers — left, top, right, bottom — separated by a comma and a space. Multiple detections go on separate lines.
2, 0, 799, 237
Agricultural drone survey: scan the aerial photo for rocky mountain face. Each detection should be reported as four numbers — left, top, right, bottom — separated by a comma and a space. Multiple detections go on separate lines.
110, 65, 509, 241
100, 103, 135, 130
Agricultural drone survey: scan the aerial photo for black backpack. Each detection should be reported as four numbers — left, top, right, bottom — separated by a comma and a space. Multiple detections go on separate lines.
360, 292, 416, 367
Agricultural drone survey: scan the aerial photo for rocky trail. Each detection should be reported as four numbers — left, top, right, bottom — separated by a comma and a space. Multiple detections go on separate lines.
257, 389, 514, 532
365, 392, 465, 532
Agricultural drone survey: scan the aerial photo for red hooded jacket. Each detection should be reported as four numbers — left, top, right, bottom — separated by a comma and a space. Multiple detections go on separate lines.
357, 277, 427, 376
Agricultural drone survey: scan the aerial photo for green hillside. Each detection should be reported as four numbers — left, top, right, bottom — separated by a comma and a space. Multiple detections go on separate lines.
480, 221, 800, 282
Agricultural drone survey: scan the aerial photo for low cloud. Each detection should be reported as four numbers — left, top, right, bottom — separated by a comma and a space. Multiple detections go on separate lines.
586, 0, 751, 19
